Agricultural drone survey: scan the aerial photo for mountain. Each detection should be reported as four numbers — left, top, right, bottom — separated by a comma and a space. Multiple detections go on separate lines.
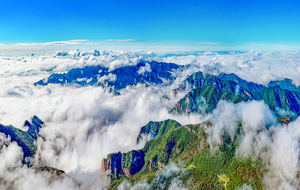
173, 71, 300, 117
38, 166, 65, 176
174, 71, 264, 95
136, 119, 182, 143
268, 78, 300, 93
0, 116, 43, 160
171, 85, 248, 114
218, 73, 265, 92
102, 119, 263, 190
35, 65, 109, 86
35, 61, 183, 91
0, 116, 68, 180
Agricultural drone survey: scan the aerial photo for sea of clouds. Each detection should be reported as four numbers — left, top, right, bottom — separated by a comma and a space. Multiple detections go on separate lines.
0, 50, 300, 189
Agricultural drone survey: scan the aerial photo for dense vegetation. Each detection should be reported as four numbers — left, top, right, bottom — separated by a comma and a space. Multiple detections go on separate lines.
104, 120, 265, 189
172, 83, 300, 117
136, 119, 182, 143
172, 71, 300, 117
0, 116, 43, 160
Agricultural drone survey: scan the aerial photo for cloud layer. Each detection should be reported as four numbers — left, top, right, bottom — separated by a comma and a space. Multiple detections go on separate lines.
0, 50, 300, 189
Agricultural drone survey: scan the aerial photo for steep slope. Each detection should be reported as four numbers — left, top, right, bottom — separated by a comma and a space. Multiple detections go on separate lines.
103, 120, 263, 190
218, 73, 265, 92
0, 116, 43, 159
171, 85, 248, 114
103, 123, 203, 182
173, 72, 300, 116
174, 72, 237, 94
268, 78, 300, 93
35, 61, 182, 90
136, 119, 182, 143
174, 71, 264, 95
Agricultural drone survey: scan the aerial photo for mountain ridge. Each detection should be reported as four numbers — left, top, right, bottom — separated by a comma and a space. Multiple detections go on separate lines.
172, 71, 300, 117
0, 116, 43, 161
35, 61, 184, 91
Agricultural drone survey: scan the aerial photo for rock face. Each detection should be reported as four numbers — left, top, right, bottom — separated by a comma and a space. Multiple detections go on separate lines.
102, 150, 145, 181
104, 119, 264, 190
277, 117, 293, 125
35, 61, 183, 91
103, 120, 203, 183
25, 116, 44, 140
0, 116, 43, 159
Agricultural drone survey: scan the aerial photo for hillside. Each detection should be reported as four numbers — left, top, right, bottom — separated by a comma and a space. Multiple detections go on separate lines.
0, 116, 43, 160
136, 119, 182, 143
103, 119, 264, 190
172, 72, 300, 117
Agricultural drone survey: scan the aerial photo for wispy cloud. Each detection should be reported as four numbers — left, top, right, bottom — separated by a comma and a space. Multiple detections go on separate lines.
199, 42, 219, 45
9, 40, 94, 46
105, 39, 142, 42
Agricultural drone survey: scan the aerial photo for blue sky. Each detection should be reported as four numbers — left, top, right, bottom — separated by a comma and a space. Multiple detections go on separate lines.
0, 0, 300, 52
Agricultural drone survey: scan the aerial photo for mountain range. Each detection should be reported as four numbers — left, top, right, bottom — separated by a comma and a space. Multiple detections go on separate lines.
35, 61, 183, 92
3, 61, 299, 189
103, 119, 265, 189
172, 71, 300, 118
35, 61, 300, 117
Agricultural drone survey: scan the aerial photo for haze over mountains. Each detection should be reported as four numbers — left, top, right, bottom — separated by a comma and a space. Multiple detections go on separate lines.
1, 50, 300, 189
34, 55, 300, 118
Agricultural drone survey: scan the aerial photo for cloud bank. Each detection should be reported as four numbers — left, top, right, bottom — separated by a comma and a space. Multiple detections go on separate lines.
0, 50, 300, 189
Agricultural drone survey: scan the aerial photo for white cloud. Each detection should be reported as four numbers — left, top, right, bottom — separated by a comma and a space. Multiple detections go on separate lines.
205, 99, 300, 189
8, 40, 93, 47
199, 42, 219, 45
0, 50, 300, 189
153, 51, 300, 86
118, 161, 188, 190
97, 73, 117, 83
105, 39, 141, 42
0, 50, 204, 189
137, 63, 152, 74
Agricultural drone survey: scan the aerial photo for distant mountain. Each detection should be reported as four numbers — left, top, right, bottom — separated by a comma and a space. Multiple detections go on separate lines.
218, 72, 265, 92
173, 71, 300, 117
171, 85, 247, 114
35, 65, 109, 86
268, 78, 300, 93
0, 116, 43, 160
36, 61, 300, 117
174, 71, 264, 94
35, 61, 183, 91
